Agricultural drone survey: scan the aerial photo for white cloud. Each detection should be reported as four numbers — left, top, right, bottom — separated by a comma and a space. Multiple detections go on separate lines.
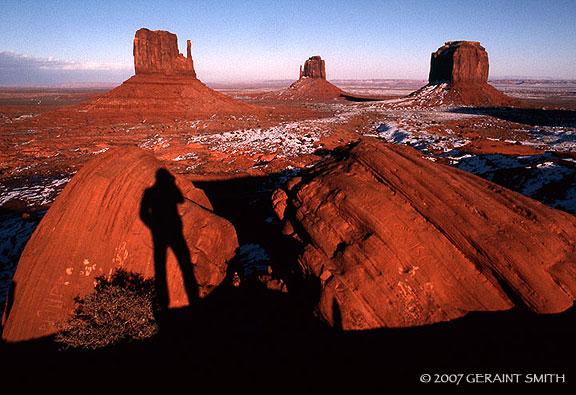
0, 51, 133, 85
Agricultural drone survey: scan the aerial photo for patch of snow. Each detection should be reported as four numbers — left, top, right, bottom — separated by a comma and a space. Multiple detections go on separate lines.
138, 134, 171, 149
526, 128, 576, 152
172, 152, 199, 161
0, 176, 71, 207
92, 147, 109, 154
237, 243, 271, 276
0, 212, 45, 317
187, 124, 324, 158
372, 122, 468, 154
238, 243, 271, 264
447, 152, 576, 213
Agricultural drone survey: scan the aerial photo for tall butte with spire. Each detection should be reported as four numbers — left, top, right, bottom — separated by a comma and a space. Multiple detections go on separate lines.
74, 28, 257, 120
407, 41, 518, 106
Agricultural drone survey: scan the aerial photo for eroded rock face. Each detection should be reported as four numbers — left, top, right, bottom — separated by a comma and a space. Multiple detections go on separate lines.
1, 146, 238, 342
134, 28, 196, 77
429, 41, 488, 84
273, 139, 576, 330
300, 56, 326, 79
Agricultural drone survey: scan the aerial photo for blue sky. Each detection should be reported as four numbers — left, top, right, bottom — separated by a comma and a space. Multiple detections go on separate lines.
1, 0, 575, 84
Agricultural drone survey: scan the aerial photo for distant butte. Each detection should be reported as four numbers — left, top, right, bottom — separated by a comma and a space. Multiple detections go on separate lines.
299, 56, 327, 79
264, 55, 348, 101
429, 41, 488, 84
408, 41, 518, 106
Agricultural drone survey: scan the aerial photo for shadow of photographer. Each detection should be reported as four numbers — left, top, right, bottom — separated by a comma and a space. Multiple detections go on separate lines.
140, 168, 199, 319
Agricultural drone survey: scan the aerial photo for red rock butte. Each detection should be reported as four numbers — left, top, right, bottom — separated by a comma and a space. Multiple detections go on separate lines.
65, 28, 258, 120
264, 55, 347, 101
133, 28, 196, 77
408, 41, 518, 106
299, 56, 327, 79
429, 41, 488, 84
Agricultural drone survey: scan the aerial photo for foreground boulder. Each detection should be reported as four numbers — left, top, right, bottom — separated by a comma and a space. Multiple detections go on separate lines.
1, 146, 238, 342
408, 41, 517, 106
273, 139, 576, 330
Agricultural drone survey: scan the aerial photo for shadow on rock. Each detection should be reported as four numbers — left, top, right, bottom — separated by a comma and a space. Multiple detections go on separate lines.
450, 106, 576, 127
140, 168, 199, 317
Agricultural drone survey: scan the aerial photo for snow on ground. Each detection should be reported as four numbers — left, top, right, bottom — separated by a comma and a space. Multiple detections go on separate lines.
186, 106, 368, 158
453, 153, 576, 213
190, 125, 323, 157
172, 152, 200, 162
366, 121, 468, 154
525, 128, 576, 152
368, 121, 576, 214
0, 176, 71, 313
403, 83, 450, 106
187, 121, 327, 157
237, 243, 271, 276
138, 134, 171, 150
0, 212, 44, 317
0, 176, 71, 207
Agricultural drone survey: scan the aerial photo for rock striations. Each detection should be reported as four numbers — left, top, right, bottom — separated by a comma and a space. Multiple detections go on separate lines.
272, 138, 576, 330
72, 28, 256, 120
264, 56, 346, 101
408, 41, 517, 106
1, 146, 238, 343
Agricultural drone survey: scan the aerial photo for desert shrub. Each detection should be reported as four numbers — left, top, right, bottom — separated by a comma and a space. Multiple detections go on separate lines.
55, 269, 158, 350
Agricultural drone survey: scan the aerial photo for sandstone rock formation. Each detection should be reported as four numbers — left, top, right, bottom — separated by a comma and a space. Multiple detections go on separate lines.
264, 56, 347, 101
134, 28, 196, 76
429, 41, 488, 84
1, 146, 238, 342
299, 56, 327, 79
69, 28, 257, 120
273, 138, 576, 330
408, 41, 517, 106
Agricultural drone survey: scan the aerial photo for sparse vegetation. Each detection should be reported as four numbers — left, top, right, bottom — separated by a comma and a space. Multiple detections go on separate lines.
55, 269, 158, 350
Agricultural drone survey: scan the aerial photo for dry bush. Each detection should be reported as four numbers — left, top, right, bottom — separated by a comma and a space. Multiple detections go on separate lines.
55, 269, 158, 350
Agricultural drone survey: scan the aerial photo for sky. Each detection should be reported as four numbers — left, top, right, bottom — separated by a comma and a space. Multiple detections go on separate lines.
1, 0, 575, 85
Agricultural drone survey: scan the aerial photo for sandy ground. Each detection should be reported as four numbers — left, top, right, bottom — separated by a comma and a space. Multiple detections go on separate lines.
1, 80, 576, 380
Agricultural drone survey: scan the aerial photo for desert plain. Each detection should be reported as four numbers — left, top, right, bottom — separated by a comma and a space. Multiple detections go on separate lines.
0, 30, 575, 388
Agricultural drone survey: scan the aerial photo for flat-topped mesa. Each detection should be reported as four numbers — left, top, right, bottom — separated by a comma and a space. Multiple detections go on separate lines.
299, 56, 326, 79
133, 28, 196, 77
406, 40, 517, 106
429, 41, 488, 85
